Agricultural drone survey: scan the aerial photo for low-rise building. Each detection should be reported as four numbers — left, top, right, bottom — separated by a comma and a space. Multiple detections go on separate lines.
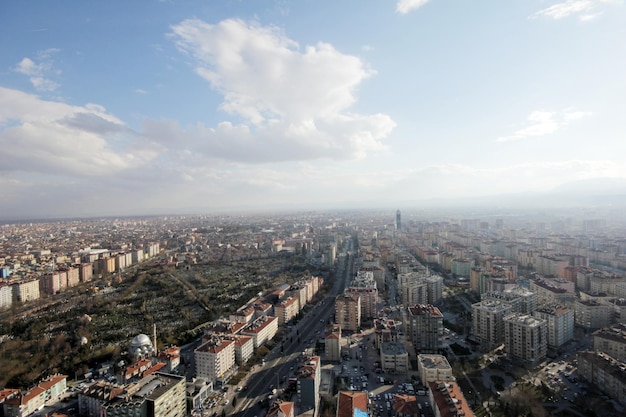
1, 375, 67, 417
336, 391, 368, 417
380, 342, 409, 374
78, 373, 186, 417
374, 318, 400, 349
417, 354, 454, 386
427, 381, 475, 417
267, 400, 295, 417
392, 394, 420, 417
186, 378, 212, 411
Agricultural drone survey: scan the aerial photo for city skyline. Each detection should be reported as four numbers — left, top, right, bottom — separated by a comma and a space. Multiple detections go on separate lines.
1, 0, 625, 218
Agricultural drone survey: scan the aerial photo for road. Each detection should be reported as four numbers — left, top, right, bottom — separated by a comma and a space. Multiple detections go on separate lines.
228, 237, 354, 417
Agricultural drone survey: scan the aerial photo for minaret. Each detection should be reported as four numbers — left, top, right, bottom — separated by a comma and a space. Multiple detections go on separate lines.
153, 323, 157, 354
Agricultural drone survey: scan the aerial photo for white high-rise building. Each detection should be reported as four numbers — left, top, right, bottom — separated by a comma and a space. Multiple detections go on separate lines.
406, 304, 444, 354
533, 304, 574, 349
194, 338, 236, 385
504, 313, 547, 364
472, 300, 513, 351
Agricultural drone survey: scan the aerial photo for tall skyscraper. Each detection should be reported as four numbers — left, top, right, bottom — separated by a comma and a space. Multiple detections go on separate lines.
396, 209, 401, 230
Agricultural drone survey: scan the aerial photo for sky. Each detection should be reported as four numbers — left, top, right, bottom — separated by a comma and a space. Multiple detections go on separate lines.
1, 0, 625, 218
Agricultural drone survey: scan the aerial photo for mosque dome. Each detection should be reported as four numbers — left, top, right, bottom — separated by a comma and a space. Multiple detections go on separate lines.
130, 333, 154, 358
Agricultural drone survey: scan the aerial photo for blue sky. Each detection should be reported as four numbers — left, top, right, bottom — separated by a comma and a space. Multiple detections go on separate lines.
0, 0, 625, 218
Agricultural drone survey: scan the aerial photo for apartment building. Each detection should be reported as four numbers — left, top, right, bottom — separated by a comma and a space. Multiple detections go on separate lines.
11, 279, 40, 302
3, 387, 45, 417
399, 280, 428, 306
297, 356, 321, 413
325, 325, 342, 362
346, 284, 378, 319
335, 293, 361, 332
380, 342, 409, 374
427, 381, 475, 417
406, 304, 444, 353
533, 304, 574, 349
78, 373, 186, 417
417, 354, 454, 386
286, 285, 307, 312
577, 350, 626, 406
424, 275, 444, 305
529, 277, 574, 306
275, 297, 299, 326
240, 315, 278, 349
574, 299, 612, 330
374, 318, 400, 349
194, 338, 236, 385
471, 300, 513, 351
483, 286, 537, 314
590, 274, 625, 296
39, 271, 67, 295
535, 255, 570, 278
77, 262, 93, 282
451, 258, 474, 278
231, 335, 254, 365
609, 298, 626, 323
267, 400, 295, 417
398, 272, 443, 305
229, 306, 255, 324
0, 284, 12, 310
336, 391, 368, 417
593, 324, 626, 362
392, 394, 421, 417
3, 375, 67, 417
504, 313, 547, 364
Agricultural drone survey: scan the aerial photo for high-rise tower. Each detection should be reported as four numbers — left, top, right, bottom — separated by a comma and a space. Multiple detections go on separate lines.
396, 209, 401, 230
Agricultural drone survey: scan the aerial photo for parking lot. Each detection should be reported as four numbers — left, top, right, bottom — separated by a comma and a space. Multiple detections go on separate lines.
332, 329, 435, 417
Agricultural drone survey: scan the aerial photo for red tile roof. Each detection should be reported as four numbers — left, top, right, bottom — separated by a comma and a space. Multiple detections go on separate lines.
337, 391, 368, 417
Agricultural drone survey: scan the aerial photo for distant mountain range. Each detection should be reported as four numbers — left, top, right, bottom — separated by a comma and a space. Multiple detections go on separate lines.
1, 177, 625, 222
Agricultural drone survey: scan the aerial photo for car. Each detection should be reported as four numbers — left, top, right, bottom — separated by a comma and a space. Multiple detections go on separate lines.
222, 400, 229, 406
236, 386, 242, 392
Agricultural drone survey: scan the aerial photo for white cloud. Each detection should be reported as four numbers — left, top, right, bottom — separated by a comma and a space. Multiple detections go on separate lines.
0, 87, 156, 177
530, 0, 618, 21
496, 109, 591, 142
13, 49, 61, 92
396, 0, 430, 14
30, 77, 59, 92
169, 18, 395, 162
14, 57, 39, 76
